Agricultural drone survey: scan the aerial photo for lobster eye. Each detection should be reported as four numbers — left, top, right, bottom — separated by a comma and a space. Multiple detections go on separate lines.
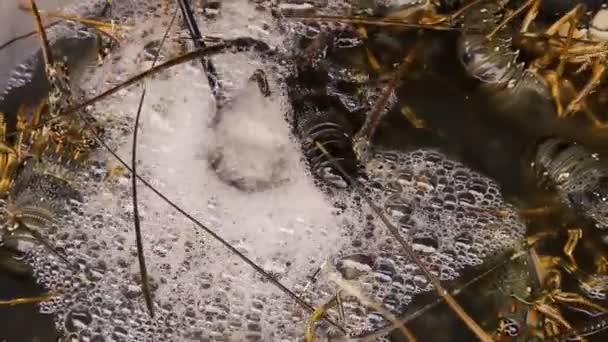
498, 317, 520, 337
86, 138, 98, 148
50, 122, 63, 133
460, 51, 472, 65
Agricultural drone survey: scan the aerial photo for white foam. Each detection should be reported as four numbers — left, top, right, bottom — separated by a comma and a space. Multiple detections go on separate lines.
30, 1, 347, 340
25, 0, 527, 340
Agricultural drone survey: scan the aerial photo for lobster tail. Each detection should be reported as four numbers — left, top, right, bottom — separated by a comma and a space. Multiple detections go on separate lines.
532, 137, 608, 229
299, 114, 361, 188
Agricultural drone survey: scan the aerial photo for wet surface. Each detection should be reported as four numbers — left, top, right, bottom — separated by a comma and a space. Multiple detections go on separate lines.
0, 1, 96, 340
0, 273, 59, 342
0, 0, 608, 342
0, 0, 75, 90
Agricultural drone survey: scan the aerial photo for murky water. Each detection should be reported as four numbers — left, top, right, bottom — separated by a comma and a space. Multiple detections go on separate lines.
0, 1, 83, 341
0, 0, 78, 90
285, 17, 608, 340
1, 0, 607, 341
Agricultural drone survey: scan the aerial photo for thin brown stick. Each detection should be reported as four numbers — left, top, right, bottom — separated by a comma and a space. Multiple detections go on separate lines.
519, 32, 596, 46
355, 251, 528, 340
18, 4, 131, 30
315, 142, 493, 341
0, 292, 57, 305
283, 14, 460, 31
13, 224, 74, 268
0, 21, 60, 51
546, 4, 583, 36
12, 40, 274, 138
29, 0, 54, 66
62, 44, 231, 116
564, 43, 608, 57
126, 3, 179, 319
556, 10, 579, 77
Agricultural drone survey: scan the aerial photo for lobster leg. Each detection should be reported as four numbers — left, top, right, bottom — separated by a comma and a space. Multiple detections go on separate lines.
355, 25, 382, 73
553, 291, 608, 315
563, 228, 582, 268
555, 5, 584, 77
596, 256, 607, 274
352, 42, 420, 164
487, 0, 538, 40
563, 60, 607, 126
530, 4, 588, 119
520, 0, 542, 33
305, 295, 338, 342
545, 4, 585, 36
542, 70, 567, 116
386, 0, 443, 25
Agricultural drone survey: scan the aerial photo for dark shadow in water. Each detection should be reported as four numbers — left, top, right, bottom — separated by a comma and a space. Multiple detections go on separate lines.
0, 24, 98, 341
288, 17, 608, 341
0, 272, 59, 342
0, 31, 98, 133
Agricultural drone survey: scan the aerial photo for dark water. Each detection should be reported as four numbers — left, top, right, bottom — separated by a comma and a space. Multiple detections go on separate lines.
0, 273, 59, 342
0, 1, 96, 340
288, 13, 608, 340
0, 0, 76, 91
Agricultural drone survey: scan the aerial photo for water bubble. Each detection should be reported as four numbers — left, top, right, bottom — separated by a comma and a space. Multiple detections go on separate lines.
336, 254, 374, 280
65, 307, 93, 332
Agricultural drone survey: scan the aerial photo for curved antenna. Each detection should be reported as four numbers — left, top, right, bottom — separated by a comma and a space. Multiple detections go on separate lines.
128, 2, 179, 319
0, 21, 60, 52
5, 37, 276, 136
177, 0, 223, 107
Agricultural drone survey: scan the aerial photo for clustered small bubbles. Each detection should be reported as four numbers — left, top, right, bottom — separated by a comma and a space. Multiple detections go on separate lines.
15, 0, 532, 340
299, 150, 525, 337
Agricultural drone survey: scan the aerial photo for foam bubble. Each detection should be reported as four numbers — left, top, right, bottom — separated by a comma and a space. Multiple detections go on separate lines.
24, 0, 526, 340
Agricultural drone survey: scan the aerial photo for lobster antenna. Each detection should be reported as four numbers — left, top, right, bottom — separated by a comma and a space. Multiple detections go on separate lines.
28, 0, 55, 67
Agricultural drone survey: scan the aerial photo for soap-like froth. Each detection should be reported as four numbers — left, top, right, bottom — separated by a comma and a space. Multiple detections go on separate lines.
23, 0, 525, 340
